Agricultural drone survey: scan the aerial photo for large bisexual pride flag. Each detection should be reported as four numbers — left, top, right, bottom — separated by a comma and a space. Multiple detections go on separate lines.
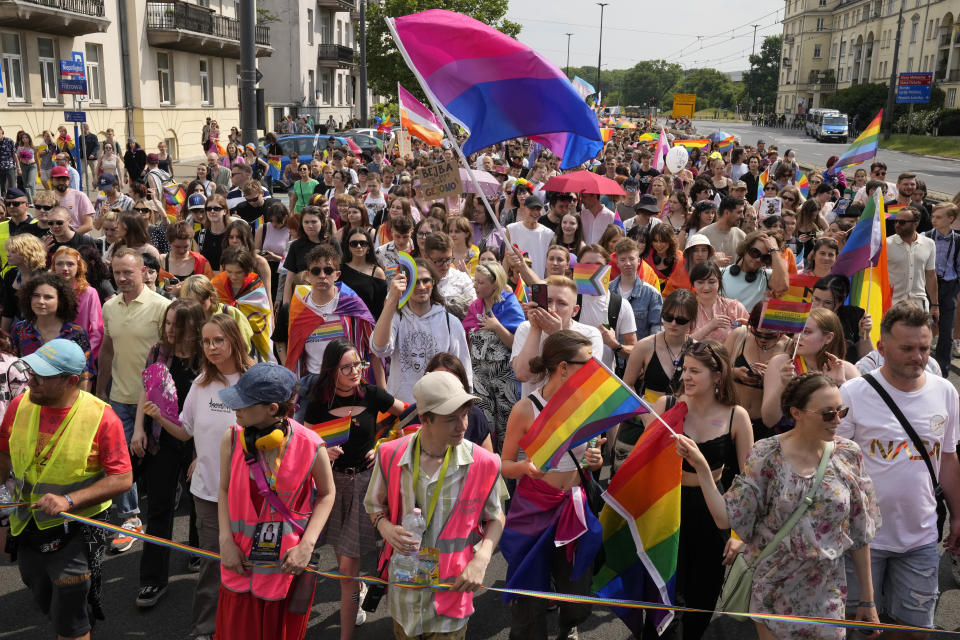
593, 401, 686, 636
386, 10, 603, 169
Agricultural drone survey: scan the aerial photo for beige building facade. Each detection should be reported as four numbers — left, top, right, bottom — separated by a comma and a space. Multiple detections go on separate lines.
777, 0, 960, 115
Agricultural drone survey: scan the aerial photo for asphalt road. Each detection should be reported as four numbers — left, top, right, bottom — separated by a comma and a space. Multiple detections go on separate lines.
692, 119, 960, 199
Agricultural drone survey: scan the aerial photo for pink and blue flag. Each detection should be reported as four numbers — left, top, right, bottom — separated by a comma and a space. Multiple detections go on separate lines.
386, 10, 603, 169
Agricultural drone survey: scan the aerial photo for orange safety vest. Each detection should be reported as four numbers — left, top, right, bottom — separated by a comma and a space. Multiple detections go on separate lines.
376, 434, 500, 619
222, 421, 320, 601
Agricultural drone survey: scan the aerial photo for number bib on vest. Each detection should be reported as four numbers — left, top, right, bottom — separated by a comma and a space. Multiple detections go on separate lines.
248, 521, 283, 562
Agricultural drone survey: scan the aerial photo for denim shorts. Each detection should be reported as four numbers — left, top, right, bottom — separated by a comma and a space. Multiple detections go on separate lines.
845, 542, 940, 629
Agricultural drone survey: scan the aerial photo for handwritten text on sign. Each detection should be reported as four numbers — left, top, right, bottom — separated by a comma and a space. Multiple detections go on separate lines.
417, 161, 463, 199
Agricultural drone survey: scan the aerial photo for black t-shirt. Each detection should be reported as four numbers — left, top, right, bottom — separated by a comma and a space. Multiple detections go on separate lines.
1, 268, 22, 322
538, 213, 562, 235
234, 197, 280, 225
195, 228, 227, 271
282, 237, 325, 274
51, 232, 97, 254
8, 217, 46, 239
635, 168, 660, 193
300, 384, 395, 468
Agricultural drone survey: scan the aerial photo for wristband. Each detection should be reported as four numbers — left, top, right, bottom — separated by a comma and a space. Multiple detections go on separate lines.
931, 304, 939, 307
64, 494, 74, 508
858, 601, 875, 608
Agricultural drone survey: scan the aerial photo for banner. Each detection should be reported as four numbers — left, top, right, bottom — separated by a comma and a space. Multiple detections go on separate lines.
417, 160, 463, 199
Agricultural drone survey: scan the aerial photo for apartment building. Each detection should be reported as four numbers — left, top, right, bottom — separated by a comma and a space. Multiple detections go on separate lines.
0, 0, 272, 159
777, 0, 960, 114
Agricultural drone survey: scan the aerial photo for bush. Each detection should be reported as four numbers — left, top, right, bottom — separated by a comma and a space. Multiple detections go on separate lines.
940, 109, 960, 136
894, 108, 942, 134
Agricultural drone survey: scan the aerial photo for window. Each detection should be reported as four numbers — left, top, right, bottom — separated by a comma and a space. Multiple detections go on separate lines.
844, 13, 849, 28
320, 10, 331, 44
948, 88, 957, 108
38, 37, 58, 103
308, 69, 315, 105
907, 57, 914, 72
838, 67, 843, 81
337, 20, 343, 45
320, 69, 331, 104
839, 40, 846, 58
337, 73, 343, 105
887, 0, 895, 14
1, 33, 25, 102
910, 19, 919, 43
307, 9, 314, 46
84, 43, 102, 104
347, 75, 353, 105
197, 0, 209, 6
819, 0, 827, 5
157, 51, 173, 105
199, 59, 211, 105
816, 18, 825, 31
814, 45, 822, 58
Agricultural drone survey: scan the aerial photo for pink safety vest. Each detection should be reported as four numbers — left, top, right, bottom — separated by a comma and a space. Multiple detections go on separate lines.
376, 434, 500, 619
222, 421, 321, 600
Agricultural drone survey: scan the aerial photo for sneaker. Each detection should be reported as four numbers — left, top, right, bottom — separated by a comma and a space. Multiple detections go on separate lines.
187, 556, 202, 573
195, 635, 213, 640
952, 552, 960, 587
557, 627, 579, 640
953, 339, 960, 358
356, 582, 368, 626
136, 585, 167, 608
355, 608, 367, 626
111, 517, 142, 553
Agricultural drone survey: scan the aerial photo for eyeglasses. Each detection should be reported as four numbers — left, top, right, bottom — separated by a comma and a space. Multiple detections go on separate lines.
205, 206, 224, 212
48, 220, 67, 226
245, 197, 261, 204
415, 277, 434, 287
5, 200, 26, 207
134, 207, 152, 214
309, 265, 337, 276
33, 204, 53, 211
894, 218, 918, 225
661, 313, 691, 326
348, 240, 370, 249
430, 256, 454, 267
339, 361, 370, 375
800, 406, 849, 422
746, 246, 773, 265
872, 171, 887, 177
416, 231, 432, 238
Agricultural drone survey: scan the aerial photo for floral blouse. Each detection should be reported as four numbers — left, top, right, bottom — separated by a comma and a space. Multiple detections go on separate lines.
11, 321, 96, 379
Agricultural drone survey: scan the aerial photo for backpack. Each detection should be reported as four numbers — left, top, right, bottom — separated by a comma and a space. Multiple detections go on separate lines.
149, 168, 185, 220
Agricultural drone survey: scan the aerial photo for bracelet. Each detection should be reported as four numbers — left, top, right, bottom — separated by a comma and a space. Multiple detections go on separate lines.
64, 494, 74, 508
931, 304, 939, 307
372, 512, 387, 530
858, 601, 875, 608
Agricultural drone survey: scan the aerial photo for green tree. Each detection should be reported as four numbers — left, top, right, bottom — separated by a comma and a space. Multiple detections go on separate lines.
366, 0, 521, 101
670, 68, 737, 110
741, 35, 781, 112
622, 60, 684, 106
823, 82, 944, 130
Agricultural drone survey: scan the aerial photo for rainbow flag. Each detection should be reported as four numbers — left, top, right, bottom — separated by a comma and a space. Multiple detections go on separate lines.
795, 171, 810, 198
794, 356, 810, 374
518, 359, 646, 471
672, 139, 710, 151
573, 262, 610, 296
782, 273, 819, 304
266, 155, 282, 181
830, 188, 891, 346
716, 135, 735, 153
398, 82, 444, 147
514, 276, 530, 303
758, 167, 769, 189
759, 298, 812, 334
593, 401, 686, 636
600, 127, 614, 143
886, 202, 907, 214
307, 413, 352, 447
637, 132, 658, 142
827, 110, 882, 175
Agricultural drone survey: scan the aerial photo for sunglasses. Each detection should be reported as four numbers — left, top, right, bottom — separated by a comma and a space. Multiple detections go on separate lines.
33, 204, 53, 211
661, 313, 691, 326
752, 328, 781, 341
48, 220, 67, 226
683, 341, 723, 370
781, 196, 796, 202
746, 246, 773, 265
894, 218, 918, 225
309, 265, 337, 276
205, 206, 224, 212
800, 406, 850, 422
245, 197, 261, 204
416, 277, 434, 287
431, 256, 454, 266
134, 207, 152, 214
348, 240, 370, 249
5, 200, 26, 207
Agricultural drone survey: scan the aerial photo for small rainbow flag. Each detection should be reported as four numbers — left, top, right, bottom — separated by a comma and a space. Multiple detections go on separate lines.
886, 202, 907, 214
637, 132, 658, 142
794, 356, 810, 374
758, 167, 769, 189
163, 184, 186, 207
518, 359, 646, 471
759, 298, 812, 334
795, 172, 810, 198
573, 262, 610, 296
600, 128, 614, 143
307, 413, 352, 447
827, 110, 882, 176
782, 273, 819, 304
310, 320, 345, 341
716, 135, 735, 153
514, 276, 530, 303
672, 139, 710, 151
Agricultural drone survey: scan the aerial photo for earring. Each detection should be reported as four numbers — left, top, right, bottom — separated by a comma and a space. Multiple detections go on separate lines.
714, 385, 719, 395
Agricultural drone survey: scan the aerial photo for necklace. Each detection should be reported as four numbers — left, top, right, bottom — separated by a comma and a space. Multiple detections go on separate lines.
420, 443, 448, 459
663, 335, 683, 368
755, 335, 776, 352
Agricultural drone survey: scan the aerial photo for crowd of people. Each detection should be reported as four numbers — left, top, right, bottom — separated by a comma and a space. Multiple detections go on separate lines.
0, 116, 959, 640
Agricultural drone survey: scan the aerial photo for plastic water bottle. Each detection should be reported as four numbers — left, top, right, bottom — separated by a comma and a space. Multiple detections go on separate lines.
390, 508, 426, 584
0, 483, 16, 517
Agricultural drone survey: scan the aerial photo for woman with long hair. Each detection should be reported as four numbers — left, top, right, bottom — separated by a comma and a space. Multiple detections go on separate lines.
224, 220, 273, 305
325, 169, 351, 224
778, 184, 805, 215
599, 224, 626, 257
411, 216, 442, 258
761, 308, 860, 430
377, 196, 411, 247
180, 274, 256, 352
222, 141, 244, 169
333, 195, 370, 244
130, 298, 206, 609
255, 201, 290, 297
161, 221, 214, 297
462, 262, 525, 449
96, 139, 125, 185
707, 155, 733, 199
803, 236, 839, 278
124, 138, 147, 186
195, 194, 230, 271
117, 211, 161, 259
643, 223, 683, 290
14, 131, 38, 203
676, 372, 880, 640
683, 201, 717, 247
446, 215, 479, 276
289, 162, 318, 214
242, 143, 268, 181
281, 205, 333, 304
753, 180, 780, 213
1, 234, 47, 332
150, 314, 253, 639
796, 199, 828, 260
555, 211, 585, 254
338, 226, 386, 319
295, 338, 404, 638
663, 234, 714, 296
642, 340, 753, 639
195, 164, 214, 197
466, 194, 504, 257
52, 246, 104, 361
650, 174, 671, 212
212, 246, 274, 362
663, 190, 690, 239
37, 130, 57, 188
741, 154, 763, 203
501, 180, 532, 226
689, 260, 748, 343
501, 330, 605, 640
11, 271, 94, 389
544, 244, 571, 278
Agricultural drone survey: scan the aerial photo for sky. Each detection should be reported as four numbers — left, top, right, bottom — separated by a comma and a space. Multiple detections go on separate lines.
505, 0, 784, 74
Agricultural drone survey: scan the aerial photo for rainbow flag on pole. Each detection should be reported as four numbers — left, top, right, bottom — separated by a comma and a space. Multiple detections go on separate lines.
398, 83, 444, 146
716, 135, 735, 153
307, 413, 352, 447
593, 402, 686, 636
518, 359, 646, 471
758, 167, 769, 189
827, 110, 882, 176
514, 277, 530, 304
782, 273, 819, 304
672, 139, 711, 151
795, 171, 810, 198
759, 298, 812, 334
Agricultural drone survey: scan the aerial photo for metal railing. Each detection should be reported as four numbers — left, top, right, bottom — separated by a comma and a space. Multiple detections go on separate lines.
146, 1, 270, 46
317, 43, 355, 64
7, 0, 105, 17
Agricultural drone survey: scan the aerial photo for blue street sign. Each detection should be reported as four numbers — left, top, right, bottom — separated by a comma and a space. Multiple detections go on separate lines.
58, 51, 87, 95
896, 72, 932, 104
0, 63, 4, 94
64, 111, 86, 123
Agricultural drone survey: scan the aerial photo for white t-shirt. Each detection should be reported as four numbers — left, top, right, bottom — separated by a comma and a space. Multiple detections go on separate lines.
506, 221, 554, 277
300, 290, 341, 374
511, 319, 604, 397
838, 371, 959, 552
580, 205, 616, 245
180, 372, 241, 502
577, 293, 637, 368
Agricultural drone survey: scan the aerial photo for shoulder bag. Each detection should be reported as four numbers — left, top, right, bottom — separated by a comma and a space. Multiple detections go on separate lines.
718, 440, 835, 614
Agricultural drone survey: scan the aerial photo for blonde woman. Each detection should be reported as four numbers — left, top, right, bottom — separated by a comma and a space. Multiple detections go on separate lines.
1, 233, 48, 332
179, 274, 255, 355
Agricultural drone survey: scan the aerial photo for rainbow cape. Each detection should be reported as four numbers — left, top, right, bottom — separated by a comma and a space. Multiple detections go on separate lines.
573, 262, 610, 296
307, 413, 352, 447
211, 271, 274, 363
759, 298, 812, 334
266, 155, 283, 181
284, 283, 375, 377
672, 139, 710, 151
518, 358, 646, 471
827, 110, 882, 175
593, 401, 686, 636
782, 273, 819, 304
795, 172, 809, 198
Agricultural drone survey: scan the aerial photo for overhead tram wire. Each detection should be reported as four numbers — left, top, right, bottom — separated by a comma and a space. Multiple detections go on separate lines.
663, 8, 782, 60
669, 20, 781, 65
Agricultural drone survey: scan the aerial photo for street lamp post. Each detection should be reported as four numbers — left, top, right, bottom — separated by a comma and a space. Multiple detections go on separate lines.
596, 3, 608, 97
565, 32, 573, 78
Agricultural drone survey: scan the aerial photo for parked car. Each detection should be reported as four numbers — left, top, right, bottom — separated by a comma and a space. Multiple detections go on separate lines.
258, 134, 361, 191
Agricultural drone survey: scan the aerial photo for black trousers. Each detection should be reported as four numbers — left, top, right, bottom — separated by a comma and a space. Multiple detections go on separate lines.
509, 544, 592, 640
935, 277, 960, 377
139, 429, 193, 588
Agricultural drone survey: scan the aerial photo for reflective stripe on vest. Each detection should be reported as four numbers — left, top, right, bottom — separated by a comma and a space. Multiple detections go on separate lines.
222, 421, 320, 601
377, 435, 501, 619
8, 390, 111, 535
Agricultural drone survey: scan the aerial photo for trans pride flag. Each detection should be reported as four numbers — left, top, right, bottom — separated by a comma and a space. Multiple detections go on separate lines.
827, 110, 882, 176
386, 10, 603, 169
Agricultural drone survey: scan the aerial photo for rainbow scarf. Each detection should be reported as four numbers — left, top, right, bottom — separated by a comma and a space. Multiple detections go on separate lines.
518, 359, 646, 471
307, 413, 351, 447
284, 284, 375, 377
593, 401, 686, 635
211, 271, 274, 362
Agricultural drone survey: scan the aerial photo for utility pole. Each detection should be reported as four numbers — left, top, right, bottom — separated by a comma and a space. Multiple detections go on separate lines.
359, 0, 368, 127
565, 32, 573, 78
751, 24, 760, 55
883, 5, 904, 140
596, 3, 608, 95
239, 0, 257, 144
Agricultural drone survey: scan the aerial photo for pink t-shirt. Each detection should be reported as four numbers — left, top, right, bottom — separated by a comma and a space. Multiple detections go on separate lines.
58, 189, 95, 229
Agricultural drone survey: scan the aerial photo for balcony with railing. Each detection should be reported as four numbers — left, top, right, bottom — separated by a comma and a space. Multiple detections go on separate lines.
146, 1, 272, 58
317, 43, 355, 68
317, 0, 355, 12
0, 0, 110, 36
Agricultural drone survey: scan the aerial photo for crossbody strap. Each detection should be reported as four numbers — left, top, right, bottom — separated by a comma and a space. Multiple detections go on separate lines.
246, 455, 306, 535
755, 440, 834, 565
863, 373, 941, 493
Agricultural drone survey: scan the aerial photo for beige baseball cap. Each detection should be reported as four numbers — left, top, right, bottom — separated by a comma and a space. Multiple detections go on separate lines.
413, 371, 479, 415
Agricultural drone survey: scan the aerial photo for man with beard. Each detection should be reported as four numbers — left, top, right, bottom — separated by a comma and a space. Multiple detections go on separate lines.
887, 205, 938, 324
49, 166, 94, 234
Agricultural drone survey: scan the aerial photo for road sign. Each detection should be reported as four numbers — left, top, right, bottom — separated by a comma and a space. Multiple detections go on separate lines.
64, 110, 86, 123
255, 68, 263, 84
0, 63, 4, 94
896, 72, 932, 104
673, 93, 697, 119
58, 51, 87, 95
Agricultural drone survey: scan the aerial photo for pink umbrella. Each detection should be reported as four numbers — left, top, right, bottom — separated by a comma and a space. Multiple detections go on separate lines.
459, 168, 500, 198
542, 170, 626, 196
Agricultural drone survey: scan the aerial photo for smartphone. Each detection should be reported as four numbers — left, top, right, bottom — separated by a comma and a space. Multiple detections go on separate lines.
531, 283, 548, 308
832, 197, 851, 217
